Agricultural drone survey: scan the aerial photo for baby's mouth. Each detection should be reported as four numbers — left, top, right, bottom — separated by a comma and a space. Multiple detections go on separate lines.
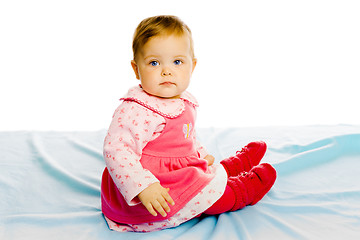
160, 81, 176, 86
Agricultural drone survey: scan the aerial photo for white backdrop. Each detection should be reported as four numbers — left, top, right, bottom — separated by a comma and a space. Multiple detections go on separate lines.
1, 0, 359, 131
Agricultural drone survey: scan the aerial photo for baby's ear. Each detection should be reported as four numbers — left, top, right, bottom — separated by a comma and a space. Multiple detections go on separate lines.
191, 58, 197, 73
131, 60, 140, 80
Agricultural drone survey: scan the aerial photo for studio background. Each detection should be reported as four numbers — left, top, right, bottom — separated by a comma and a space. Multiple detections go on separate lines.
1, 0, 359, 131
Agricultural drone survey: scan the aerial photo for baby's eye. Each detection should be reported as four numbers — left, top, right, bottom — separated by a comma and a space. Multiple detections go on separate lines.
150, 61, 159, 66
174, 60, 183, 65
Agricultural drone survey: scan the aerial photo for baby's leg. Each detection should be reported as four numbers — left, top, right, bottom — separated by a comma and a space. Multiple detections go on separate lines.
203, 185, 235, 215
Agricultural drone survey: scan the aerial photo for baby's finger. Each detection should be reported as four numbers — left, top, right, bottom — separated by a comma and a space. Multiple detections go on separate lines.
163, 191, 175, 206
144, 203, 157, 217
152, 200, 167, 217
158, 197, 171, 213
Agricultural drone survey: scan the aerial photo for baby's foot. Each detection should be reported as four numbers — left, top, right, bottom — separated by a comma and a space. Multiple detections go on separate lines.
220, 141, 267, 177
227, 163, 276, 211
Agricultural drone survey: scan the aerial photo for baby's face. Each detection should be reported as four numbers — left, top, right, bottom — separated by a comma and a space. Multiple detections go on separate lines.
131, 33, 196, 99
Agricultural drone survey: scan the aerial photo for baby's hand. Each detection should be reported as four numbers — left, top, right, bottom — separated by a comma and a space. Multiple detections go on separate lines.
204, 154, 215, 166
137, 182, 175, 217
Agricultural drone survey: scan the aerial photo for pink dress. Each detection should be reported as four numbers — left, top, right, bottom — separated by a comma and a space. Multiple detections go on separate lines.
101, 86, 227, 232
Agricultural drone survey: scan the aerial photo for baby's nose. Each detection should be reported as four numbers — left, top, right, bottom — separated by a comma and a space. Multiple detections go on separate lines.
161, 67, 172, 76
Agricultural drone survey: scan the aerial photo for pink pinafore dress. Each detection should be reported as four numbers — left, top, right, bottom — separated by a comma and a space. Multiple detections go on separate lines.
101, 99, 216, 225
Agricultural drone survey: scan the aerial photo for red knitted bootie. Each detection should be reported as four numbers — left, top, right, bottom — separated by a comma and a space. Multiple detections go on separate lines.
227, 163, 276, 211
220, 141, 267, 177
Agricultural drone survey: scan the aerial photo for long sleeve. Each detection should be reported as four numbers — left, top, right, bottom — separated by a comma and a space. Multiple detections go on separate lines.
103, 101, 165, 205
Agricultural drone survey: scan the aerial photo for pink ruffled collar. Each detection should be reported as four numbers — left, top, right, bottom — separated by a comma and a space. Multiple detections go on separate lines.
120, 85, 199, 118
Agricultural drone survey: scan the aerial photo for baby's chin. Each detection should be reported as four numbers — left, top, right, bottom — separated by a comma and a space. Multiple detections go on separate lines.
155, 93, 181, 99
145, 89, 182, 99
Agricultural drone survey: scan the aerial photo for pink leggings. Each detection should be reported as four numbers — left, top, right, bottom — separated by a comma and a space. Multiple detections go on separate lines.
203, 185, 236, 215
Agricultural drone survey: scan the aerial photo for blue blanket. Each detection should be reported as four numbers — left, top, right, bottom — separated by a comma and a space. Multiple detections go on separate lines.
1, 125, 359, 239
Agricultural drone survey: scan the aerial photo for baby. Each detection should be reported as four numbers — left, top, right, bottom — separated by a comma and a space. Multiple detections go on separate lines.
101, 15, 276, 232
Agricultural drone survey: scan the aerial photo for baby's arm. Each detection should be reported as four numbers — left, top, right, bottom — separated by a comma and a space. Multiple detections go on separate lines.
104, 101, 176, 217
104, 102, 163, 205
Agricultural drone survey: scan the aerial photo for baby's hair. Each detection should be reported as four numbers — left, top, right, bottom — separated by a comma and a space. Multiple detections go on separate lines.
132, 15, 194, 61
